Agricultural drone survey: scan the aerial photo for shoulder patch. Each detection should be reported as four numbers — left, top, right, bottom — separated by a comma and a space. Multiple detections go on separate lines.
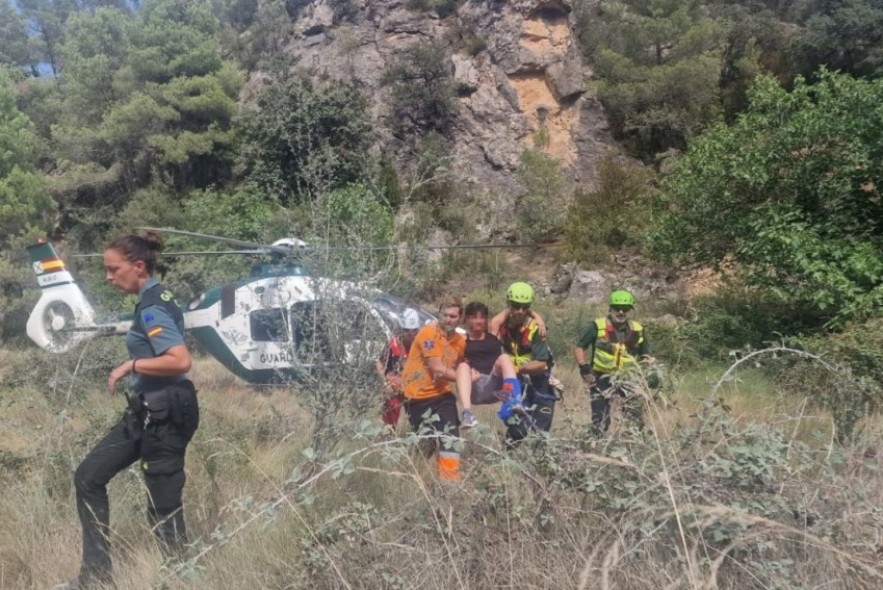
423, 339, 435, 350
144, 312, 155, 324
148, 326, 164, 337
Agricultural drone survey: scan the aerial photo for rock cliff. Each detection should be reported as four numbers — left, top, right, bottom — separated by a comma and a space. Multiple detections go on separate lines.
275, 0, 613, 194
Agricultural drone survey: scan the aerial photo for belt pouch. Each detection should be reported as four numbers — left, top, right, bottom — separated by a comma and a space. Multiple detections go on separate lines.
141, 389, 171, 423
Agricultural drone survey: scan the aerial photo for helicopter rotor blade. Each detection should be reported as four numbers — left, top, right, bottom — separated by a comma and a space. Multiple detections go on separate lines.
297, 243, 558, 251
72, 249, 270, 258
138, 227, 292, 255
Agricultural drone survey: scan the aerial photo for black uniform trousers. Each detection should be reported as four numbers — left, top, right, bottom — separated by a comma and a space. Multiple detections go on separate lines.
74, 386, 198, 585
406, 393, 460, 456
590, 373, 642, 432
505, 373, 555, 445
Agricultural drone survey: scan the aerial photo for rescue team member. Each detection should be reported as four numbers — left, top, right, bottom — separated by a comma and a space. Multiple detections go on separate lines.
56, 233, 199, 590
375, 308, 421, 427
455, 301, 522, 429
573, 289, 649, 432
401, 299, 466, 481
497, 282, 556, 445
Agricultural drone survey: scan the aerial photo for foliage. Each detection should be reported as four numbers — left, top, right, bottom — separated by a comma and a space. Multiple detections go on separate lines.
7, 342, 883, 589
272, 184, 394, 283
584, 0, 725, 157
649, 282, 828, 366
711, 1, 793, 119
774, 317, 883, 440
0, 0, 32, 71
58, 7, 131, 125
17, 0, 76, 76
0, 71, 53, 340
790, 0, 883, 80
515, 149, 566, 243
564, 152, 656, 264
406, 0, 462, 19
383, 41, 458, 137
240, 71, 374, 205
651, 70, 883, 325
50, 0, 241, 230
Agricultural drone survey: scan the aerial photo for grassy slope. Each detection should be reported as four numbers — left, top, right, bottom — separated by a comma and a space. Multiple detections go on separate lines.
1, 345, 882, 590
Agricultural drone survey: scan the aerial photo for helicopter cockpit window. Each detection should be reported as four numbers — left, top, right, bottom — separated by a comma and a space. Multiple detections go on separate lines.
250, 309, 289, 342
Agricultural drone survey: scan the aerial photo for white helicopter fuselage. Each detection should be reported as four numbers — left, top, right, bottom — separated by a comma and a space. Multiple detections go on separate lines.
183, 272, 393, 383
26, 241, 430, 385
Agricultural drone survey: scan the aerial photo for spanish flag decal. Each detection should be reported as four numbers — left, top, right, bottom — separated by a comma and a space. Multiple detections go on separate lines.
39, 258, 65, 273
148, 326, 163, 337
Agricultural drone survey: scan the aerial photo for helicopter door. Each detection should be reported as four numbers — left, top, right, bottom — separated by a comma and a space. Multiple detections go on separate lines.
247, 308, 295, 370
289, 300, 387, 369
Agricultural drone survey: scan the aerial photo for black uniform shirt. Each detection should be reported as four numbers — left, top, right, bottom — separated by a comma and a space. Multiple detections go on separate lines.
465, 333, 503, 375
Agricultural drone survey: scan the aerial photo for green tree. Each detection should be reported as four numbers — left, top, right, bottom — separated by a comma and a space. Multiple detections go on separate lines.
0, 70, 54, 338
516, 149, 566, 242
0, 1, 33, 72
303, 183, 395, 279
650, 70, 883, 323
790, 0, 883, 80
58, 7, 131, 124
18, 0, 79, 77
383, 41, 458, 137
50, 0, 241, 224
564, 152, 655, 264
709, 1, 793, 119
583, 0, 724, 157
0, 70, 52, 239
240, 71, 373, 204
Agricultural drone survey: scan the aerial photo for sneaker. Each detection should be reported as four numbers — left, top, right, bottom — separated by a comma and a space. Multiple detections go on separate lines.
461, 410, 478, 428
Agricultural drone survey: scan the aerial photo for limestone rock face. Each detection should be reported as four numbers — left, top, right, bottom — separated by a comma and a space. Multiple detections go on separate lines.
272, 0, 614, 194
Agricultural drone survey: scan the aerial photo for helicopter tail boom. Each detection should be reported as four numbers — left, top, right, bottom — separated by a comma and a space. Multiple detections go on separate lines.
26, 240, 98, 352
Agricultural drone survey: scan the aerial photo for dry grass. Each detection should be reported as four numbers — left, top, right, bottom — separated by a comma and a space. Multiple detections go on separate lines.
2, 347, 883, 590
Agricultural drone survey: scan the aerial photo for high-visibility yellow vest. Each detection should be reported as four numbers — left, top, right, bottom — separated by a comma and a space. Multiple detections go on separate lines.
500, 321, 542, 368
592, 317, 644, 373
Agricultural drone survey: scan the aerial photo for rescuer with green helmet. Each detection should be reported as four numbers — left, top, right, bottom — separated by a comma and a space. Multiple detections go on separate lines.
572, 289, 650, 432
496, 281, 556, 445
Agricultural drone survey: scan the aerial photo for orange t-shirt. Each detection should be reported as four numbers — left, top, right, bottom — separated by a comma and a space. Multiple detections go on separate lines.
402, 323, 466, 400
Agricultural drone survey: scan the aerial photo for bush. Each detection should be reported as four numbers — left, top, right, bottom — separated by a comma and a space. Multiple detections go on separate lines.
383, 41, 458, 137
774, 317, 883, 440
240, 70, 374, 204
515, 149, 566, 243
406, 0, 462, 18
648, 283, 828, 366
564, 152, 656, 265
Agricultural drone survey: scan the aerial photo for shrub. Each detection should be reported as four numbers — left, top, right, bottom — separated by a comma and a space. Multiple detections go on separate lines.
648, 283, 828, 366
564, 152, 656, 265
240, 70, 374, 204
774, 317, 883, 440
406, 0, 462, 18
515, 149, 566, 243
383, 41, 458, 136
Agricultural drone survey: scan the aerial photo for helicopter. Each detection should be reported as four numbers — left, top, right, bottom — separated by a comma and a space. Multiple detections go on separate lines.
25, 228, 438, 384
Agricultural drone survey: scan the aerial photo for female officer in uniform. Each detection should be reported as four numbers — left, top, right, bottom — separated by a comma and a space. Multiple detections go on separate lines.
57, 232, 199, 590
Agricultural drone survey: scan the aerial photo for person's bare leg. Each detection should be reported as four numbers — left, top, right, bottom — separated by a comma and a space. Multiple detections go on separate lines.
493, 354, 517, 380
456, 362, 473, 412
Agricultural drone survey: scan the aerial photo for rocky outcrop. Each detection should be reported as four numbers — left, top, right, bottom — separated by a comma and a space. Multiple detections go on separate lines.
271, 0, 614, 194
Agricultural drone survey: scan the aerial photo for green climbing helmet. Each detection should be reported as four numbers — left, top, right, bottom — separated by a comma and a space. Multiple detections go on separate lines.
609, 289, 635, 307
507, 281, 535, 304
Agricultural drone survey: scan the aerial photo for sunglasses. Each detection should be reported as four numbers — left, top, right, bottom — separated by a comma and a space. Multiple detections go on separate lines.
611, 306, 633, 313
509, 302, 531, 311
